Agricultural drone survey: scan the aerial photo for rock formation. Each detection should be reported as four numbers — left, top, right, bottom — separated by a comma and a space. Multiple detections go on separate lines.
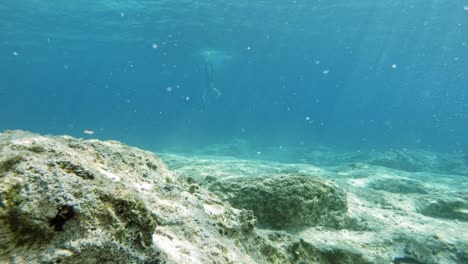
1, 130, 466, 263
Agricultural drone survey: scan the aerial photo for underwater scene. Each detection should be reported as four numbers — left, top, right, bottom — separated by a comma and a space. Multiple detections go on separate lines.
0, 1, 467, 263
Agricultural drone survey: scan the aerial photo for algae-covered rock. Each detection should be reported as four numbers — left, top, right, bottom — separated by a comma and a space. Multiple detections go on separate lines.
0, 131, 258, 263
2, 130, 466, 264
287, 239, 376, 264
361, 149, 468, 176
0, 131, 169, 263
417, 196, 468, 221
209, 174, 348, 229
365, 150, 423, 172
162, 151, 468, 264
366, 177, 429, 194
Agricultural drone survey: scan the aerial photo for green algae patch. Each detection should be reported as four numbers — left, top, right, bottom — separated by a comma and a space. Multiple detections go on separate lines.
0, 156, 23, 176
1, 183, 53, 247
56, 160, 95, 180
97, 191, 158, 249
209, 174, 348, 229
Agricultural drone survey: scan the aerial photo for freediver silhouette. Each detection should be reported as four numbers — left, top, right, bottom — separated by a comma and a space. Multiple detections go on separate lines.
202, 60, 222, 102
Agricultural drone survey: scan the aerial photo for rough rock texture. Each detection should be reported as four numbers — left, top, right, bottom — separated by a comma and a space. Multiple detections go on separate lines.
1, 130, 467, 264
416, 196, 468, 221
163, 151, 468, 264
208, 174, 347, 229
0, 131, 258, 263
366, 177, 429, 194
361, 149, 468, 176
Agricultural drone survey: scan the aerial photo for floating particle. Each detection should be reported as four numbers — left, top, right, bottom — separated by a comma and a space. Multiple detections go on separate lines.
392, 64, 397, 69
166, 86, 173, 92
322, 69, 329, 74
464, 6, 468, 11
83, 129, 94, 135
256, 151, 262, 155
152, 43, 158, 49
315, 60, 320, 64
247, 46, 251, 50
12, 51, 18, 56
305, 116, 310, 120
185, 96, 190, 101
63, 64, 69, 70
120, 12, 125, 17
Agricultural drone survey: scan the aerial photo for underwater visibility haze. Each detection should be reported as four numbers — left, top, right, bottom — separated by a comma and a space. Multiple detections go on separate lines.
1, 0, 468, 154
1, 1, 468, 263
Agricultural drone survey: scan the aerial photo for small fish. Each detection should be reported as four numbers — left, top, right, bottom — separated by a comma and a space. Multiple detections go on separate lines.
83, 129, 94, 135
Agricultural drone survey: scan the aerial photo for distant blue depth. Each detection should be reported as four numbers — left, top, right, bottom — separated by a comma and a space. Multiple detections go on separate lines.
1, 0, 467, 153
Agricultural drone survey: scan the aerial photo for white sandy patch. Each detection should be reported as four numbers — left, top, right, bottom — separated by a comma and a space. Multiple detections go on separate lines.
349, 178, 369, 187
97, 167, 120, 181
133, 181, 153, 191
11, 136, 50, 145
455, 208, 468, 214
152, 229, 203, 264
155, 198, 193, 218
203, 204, 226, 216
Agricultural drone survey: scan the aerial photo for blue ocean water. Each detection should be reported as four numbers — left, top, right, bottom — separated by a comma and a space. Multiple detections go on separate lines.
1, 0, 467, 154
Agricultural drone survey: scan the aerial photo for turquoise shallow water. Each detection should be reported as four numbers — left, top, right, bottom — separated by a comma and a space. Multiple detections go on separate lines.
1, 2, 467, 259
0, 0, 467, 154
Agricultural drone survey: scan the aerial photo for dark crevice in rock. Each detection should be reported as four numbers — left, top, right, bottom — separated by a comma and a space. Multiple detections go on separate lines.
49, 205, 76, 231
